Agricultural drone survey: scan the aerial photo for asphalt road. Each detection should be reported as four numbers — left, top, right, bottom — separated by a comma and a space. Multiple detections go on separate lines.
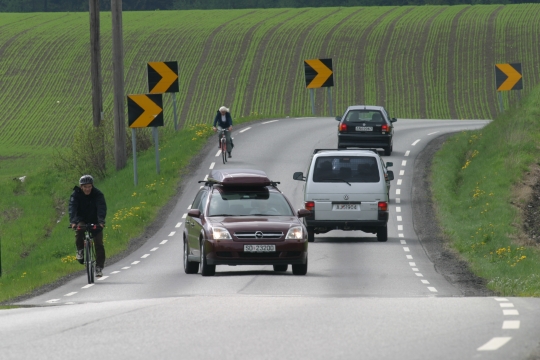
3, 117, 540, 360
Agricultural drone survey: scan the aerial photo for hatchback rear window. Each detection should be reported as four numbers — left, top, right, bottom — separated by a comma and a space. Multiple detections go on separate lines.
313, 156, 380, 183
344, 110, 384, 123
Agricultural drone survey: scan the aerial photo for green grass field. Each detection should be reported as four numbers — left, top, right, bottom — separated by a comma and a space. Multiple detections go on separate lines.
0, 6, 539, 301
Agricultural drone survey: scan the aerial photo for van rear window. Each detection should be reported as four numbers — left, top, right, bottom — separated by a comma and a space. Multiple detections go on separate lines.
313, 156, 380, 183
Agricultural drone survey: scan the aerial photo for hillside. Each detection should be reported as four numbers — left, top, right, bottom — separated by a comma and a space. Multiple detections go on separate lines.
1, 5, 540, 153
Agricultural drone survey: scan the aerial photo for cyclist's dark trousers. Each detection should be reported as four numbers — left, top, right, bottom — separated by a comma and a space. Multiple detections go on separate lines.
75, 222, 106, 269
217, 126, 232, 153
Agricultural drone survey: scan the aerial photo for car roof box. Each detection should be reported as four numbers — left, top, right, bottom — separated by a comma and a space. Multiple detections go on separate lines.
208, 169, 272, 186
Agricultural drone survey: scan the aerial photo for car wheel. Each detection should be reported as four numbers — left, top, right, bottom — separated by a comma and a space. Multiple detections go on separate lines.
273, 264, 288, 272
307, 227, 315, 242
292, 258, 308, 275
184, 240, 199, 274
377, 226, 388, 242
200, 241, 216, 276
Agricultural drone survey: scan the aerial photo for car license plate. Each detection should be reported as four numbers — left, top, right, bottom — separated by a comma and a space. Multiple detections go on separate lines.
356, 126, 373, 131
333, 204, 360, 211
244, 244, 276, 252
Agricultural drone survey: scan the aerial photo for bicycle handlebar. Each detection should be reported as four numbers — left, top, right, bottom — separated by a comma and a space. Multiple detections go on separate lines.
68, 224, 103, 231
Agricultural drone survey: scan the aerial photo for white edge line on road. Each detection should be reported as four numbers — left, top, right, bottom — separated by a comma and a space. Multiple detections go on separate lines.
428, 131, 439, 136
82, 284, 94, 289
495, 297, 509, 302
46, 299, 61, 303
110, 271, 120, 274
64, 292, 77, 297
477, 337, 512, 351
503, 309, 519, 315
500, 303, 514, 308
262, 120, 279, 124
175, 222, 182, 228
240, 127, 251, 133
502, 321, 520, 329
97, 276, 108, 281
412, 139, 420, 146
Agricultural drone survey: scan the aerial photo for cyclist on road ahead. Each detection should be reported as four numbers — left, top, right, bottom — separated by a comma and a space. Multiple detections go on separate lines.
69, 175, 107, 277
213, 106, 233, 158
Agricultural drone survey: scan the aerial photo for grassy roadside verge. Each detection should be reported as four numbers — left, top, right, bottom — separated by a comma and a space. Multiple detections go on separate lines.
0, 115, 263, 303
431, 88, 540, 296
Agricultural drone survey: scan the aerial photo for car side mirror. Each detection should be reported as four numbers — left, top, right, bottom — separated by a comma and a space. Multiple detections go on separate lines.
335, 116, 342, 121
391, 118, 397, 122
187, 209, 201, 218
387, 170, 394, 181
386, 162, 393, 168
297, 209, 311, 218
293, 172, 305, 181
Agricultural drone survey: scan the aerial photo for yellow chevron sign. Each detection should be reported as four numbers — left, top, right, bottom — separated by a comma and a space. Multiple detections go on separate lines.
148, 61, 179, 93
495, 63, 523, 91
128, 94, 163, 128
304, 58, 333, 88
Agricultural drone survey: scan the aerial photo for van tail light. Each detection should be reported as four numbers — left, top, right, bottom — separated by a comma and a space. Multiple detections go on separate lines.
339, 123, 348, 132
381, 124, 389, 132
305, 201, 315, 211
378, 201, 388, 221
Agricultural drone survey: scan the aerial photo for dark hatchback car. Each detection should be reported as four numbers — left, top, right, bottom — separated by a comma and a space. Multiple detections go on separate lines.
184, 169, 310, 276
336, 105, 397, 156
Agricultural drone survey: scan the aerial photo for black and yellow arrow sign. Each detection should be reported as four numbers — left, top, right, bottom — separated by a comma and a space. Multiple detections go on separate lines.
304, 58, 333, 88
495, 63, 522, 91
127, 94, 163, 128
147, 61, 179, 93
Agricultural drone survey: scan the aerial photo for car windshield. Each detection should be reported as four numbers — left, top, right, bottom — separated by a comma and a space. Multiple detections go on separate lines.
208, 189, 294, 216
313, 156, 380, 183
344, 110, 384, 123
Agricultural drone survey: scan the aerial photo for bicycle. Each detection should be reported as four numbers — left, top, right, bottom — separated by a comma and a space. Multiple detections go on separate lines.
69, 223, 98, 284
218, 128, 229, 164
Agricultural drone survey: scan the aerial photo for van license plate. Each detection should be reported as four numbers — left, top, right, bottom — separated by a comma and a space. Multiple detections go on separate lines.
244, 245, 276, 252
333, 204, 360, 210
356, 126, 373, 131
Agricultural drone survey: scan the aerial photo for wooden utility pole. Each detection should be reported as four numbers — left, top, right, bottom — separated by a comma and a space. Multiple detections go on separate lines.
111, 0, 126, 170
89, 0, 102, 127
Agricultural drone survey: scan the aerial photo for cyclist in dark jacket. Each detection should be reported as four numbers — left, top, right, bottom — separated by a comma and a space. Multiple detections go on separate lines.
213, 106, 234, 158
69, 174, 107, 277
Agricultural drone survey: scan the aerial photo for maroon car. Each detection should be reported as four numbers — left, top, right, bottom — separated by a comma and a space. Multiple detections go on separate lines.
183, 169, 310, 276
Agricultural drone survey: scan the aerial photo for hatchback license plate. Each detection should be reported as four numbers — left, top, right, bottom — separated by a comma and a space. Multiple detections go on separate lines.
333, 204, 360, 210
244, 244, 276, 252
356, 126, 373, 131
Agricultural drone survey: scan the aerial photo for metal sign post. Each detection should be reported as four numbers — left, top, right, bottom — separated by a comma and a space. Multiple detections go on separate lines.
153, 127, 160, 175
131, 128, 138, 186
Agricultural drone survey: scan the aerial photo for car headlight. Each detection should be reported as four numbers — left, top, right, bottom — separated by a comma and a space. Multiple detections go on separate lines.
212, 226, 232, 240
285, 226, 303, 240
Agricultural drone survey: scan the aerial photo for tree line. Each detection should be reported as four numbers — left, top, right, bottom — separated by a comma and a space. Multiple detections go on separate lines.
2, 0, 539, 12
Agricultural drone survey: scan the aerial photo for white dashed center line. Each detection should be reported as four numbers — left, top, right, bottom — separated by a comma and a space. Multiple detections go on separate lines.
400, 240, 407, 244
405, 151, 410, 156
97, 276, 108, 281
397, 216, 402, 221
403, 247, 410, 252
503, 309, 519, 315
131, 261, 140, 265
215, 150, 221, 157
401, 160, 407, 166
122, 266, 130, 270
209, 162, 215, 169
427, 287, 437, 292
168, 232, 175, 237
141, 254, 150, 258
182, 213, 187, 219
397, 179, 402, 185
175, 222, 182, 228
65, 292, 77, 297
160, 240, 168, 245
399, 170, 405, 176
500, 303, 514, 308
412, 139, 420, 146
151, 247, 159, 251
396, 189, 401, 195
111, 271, 120, 274
409, 262, 416, 266
82, 284, 94, 289
398, 225, 403, 230
502, 321, 520, 329
406, 255, 413, 259
396, 207, 401, 212
421, 280, 430, 284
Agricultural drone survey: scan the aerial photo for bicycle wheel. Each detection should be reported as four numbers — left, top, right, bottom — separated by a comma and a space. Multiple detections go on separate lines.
85, 240, 94, 284
221, 139, 227, 164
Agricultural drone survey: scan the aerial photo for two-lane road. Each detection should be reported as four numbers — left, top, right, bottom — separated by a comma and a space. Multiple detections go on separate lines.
4, 117, 540, 360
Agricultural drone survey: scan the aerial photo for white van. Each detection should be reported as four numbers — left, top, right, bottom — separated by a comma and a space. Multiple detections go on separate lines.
293, 149, 393, 242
